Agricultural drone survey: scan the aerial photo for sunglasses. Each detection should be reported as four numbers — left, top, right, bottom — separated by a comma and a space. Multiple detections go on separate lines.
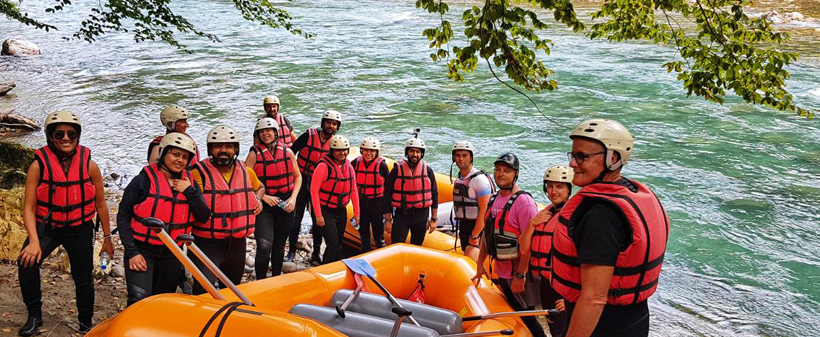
567, 151, 604, 165
52, 130, 79, 141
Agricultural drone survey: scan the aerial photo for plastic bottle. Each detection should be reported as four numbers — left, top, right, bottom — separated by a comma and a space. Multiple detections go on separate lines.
350, 218, 360, 230
277, 200, 288, 208
100, 252, 110, 270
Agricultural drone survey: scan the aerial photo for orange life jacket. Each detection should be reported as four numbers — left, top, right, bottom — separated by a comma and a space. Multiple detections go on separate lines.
250, 143, 295, 196
484, 190, 530, 261
530, 204, 560, 279
34, 145, 97, 228
192, 159, 257, 239
353, 156, 384, 199
147, 134, 200, 165
391, 160, 433, 209
296, 128, 331, 178
317, 156, 354, 209
272, 113, 294, 147
130, 164, 193, 245
551, 180, 669, 305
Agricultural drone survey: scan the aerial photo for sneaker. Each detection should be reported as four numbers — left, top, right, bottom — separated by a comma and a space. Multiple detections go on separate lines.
284, 250, 295, 262
78, 322, 93, 334
18, 316, 43, 336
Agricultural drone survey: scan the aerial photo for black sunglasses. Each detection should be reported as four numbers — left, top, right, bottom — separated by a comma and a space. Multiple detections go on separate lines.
567, 151, 604, 165
52, 130, 79, 141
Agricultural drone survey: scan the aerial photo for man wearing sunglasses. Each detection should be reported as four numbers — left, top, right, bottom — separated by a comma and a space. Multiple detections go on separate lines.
549, 119, 670, 337
147, 105, 201, 166
17, 111, 114, 335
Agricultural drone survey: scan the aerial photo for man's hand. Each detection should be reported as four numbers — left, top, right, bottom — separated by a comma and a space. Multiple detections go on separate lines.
511, 276, 526, 293
101, 237, 115, 259
316, 216, 325, 227
427, 219, 436, 233
472, 263, 489, 285
253, 199, 263, 215
18, 241, 42, 268
129, 254, 148, 272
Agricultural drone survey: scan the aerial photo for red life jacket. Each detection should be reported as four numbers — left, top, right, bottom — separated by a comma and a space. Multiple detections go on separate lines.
147, 134, 201, 164
296, 128, 331, 178
34, 145, 97, 228
193, 159, 258, 239
530, 204, 560, 279
250, 143, 295, 196
353, 156, 384, 198
272, 113, 294, 147
551, 180, 669, 305
130, 164, 194, 245
483, 190, 530, 260
391, 160, 433, 209
317, 156, 354, 209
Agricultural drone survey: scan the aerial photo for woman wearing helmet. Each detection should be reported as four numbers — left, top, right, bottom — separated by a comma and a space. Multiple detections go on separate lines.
551, 119, 669, 337
520, 165, 574, 337
309, 135, 360, 264
350, 137, 389, 252
117, 133, 210, 306
146, 105, 201, 166
17, 111, 114, 335
246, 118, 303, 278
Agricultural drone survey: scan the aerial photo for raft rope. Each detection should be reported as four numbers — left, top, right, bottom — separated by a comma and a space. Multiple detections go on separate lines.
198, 301, 243, 337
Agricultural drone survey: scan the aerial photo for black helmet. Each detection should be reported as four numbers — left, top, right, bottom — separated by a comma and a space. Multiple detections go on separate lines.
493, 152, 520, 171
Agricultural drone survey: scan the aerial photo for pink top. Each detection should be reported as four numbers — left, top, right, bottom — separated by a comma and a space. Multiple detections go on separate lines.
310, 160, 360, 218
489, 191, 537, 279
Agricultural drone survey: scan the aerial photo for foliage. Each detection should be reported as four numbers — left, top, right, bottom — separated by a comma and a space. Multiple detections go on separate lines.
416, 0, 813, 118
1, 0, 312, 50
0, 141, 34, 188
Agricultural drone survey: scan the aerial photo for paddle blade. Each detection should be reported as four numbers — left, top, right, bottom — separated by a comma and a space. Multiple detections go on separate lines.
342, 258, 377, 277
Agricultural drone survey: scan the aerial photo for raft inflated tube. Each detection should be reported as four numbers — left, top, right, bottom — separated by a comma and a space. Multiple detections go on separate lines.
330, 289, 463, 334
290, 304, 438, 337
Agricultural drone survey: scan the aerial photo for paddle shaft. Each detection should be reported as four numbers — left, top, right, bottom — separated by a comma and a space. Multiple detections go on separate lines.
461, 309, 560, 321
153, 229, 226, 301
365, 274, 421, 326
186, 241, 254, 306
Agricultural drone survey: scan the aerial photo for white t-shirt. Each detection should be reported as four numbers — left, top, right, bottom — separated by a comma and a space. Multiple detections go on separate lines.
453, 167, 492, 220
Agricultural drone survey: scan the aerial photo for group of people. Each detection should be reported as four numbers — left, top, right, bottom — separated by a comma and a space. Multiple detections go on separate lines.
15, 94, 669, 337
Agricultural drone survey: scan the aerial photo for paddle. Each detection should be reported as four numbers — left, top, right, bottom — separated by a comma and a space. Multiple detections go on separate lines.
176, 234, 254, 306
341, 258, 421, 326
461, 309, 560, 321
141, 217, 226, 301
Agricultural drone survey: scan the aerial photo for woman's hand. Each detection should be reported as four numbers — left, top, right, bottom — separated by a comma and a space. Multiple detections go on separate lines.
284, 197, 296, 213
316, 216, 325, 227
101, 237, 115, 259
18, 241, 42, 268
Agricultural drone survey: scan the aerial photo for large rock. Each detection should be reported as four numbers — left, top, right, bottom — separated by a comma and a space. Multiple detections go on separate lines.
282, 262, 297, 274
0, 187, 27, 262
0, 141, 36, 188
1, 109, 40, 131
1, 39, 40, 56
0, 81, 14, 95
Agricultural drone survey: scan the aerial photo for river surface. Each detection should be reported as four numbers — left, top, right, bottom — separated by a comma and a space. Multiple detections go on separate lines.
2, 0, 820, 336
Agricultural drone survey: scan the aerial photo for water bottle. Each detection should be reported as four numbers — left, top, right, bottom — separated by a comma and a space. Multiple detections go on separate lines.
100, 252, 110, 270
350, 218, 360, 230
277, 200, 288, 208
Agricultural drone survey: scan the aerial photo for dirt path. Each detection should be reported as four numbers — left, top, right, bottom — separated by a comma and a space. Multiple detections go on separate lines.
0, 261, 127, 337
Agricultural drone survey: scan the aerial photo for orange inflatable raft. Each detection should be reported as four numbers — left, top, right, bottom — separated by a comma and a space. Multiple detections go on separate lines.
87, 244, 534, 336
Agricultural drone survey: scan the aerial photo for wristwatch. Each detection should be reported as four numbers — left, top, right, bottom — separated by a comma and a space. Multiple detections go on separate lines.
430, 217, 438, 221
469, 234, 481, 241
515, 272, 526, 280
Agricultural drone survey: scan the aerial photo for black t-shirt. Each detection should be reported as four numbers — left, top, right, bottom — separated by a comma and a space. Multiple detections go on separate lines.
566, 195, 649, 335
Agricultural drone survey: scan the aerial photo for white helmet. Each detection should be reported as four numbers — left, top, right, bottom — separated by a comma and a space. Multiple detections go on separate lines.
360, 137, 381, 151
255, 117, 280, 132
544, 165, 574, 183
329, 135, 350, 150
158, 132, 197, 162
207, 126, 240, 145
570, 119, 633, 170
321, 110, 342, 123
264, 95, 280, 105
404, 137, 426, 151
452, 141, 475, 157
44, 110, 82, 134
160, 105, 190, 130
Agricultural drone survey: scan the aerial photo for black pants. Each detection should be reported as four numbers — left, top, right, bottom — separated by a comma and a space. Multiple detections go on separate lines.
497, 279, 548, 337
290, 182, 321, 257
540, 277, 568, 337
125, 241, 184, 306
392, 207, 429, 246
457, 219, 477, 252
255, 203, 294, 278
319, 206, 347, 264
188, 236, 246, 295
359, 197, 384, 252
18, 223, 94, 324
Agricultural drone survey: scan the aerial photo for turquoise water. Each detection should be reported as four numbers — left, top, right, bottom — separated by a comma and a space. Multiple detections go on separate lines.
2, 0, 820, 335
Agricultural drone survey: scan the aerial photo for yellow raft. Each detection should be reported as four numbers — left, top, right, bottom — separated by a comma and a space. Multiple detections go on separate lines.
88, 244, 533, 336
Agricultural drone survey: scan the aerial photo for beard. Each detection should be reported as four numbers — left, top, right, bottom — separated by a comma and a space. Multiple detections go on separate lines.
214, 153, 233, 166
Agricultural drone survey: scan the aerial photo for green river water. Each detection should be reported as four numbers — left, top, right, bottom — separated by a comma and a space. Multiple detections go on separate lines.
2, 0, 819, 335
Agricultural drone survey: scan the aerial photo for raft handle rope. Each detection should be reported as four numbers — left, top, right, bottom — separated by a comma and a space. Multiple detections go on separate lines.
198, 301, 243, 337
